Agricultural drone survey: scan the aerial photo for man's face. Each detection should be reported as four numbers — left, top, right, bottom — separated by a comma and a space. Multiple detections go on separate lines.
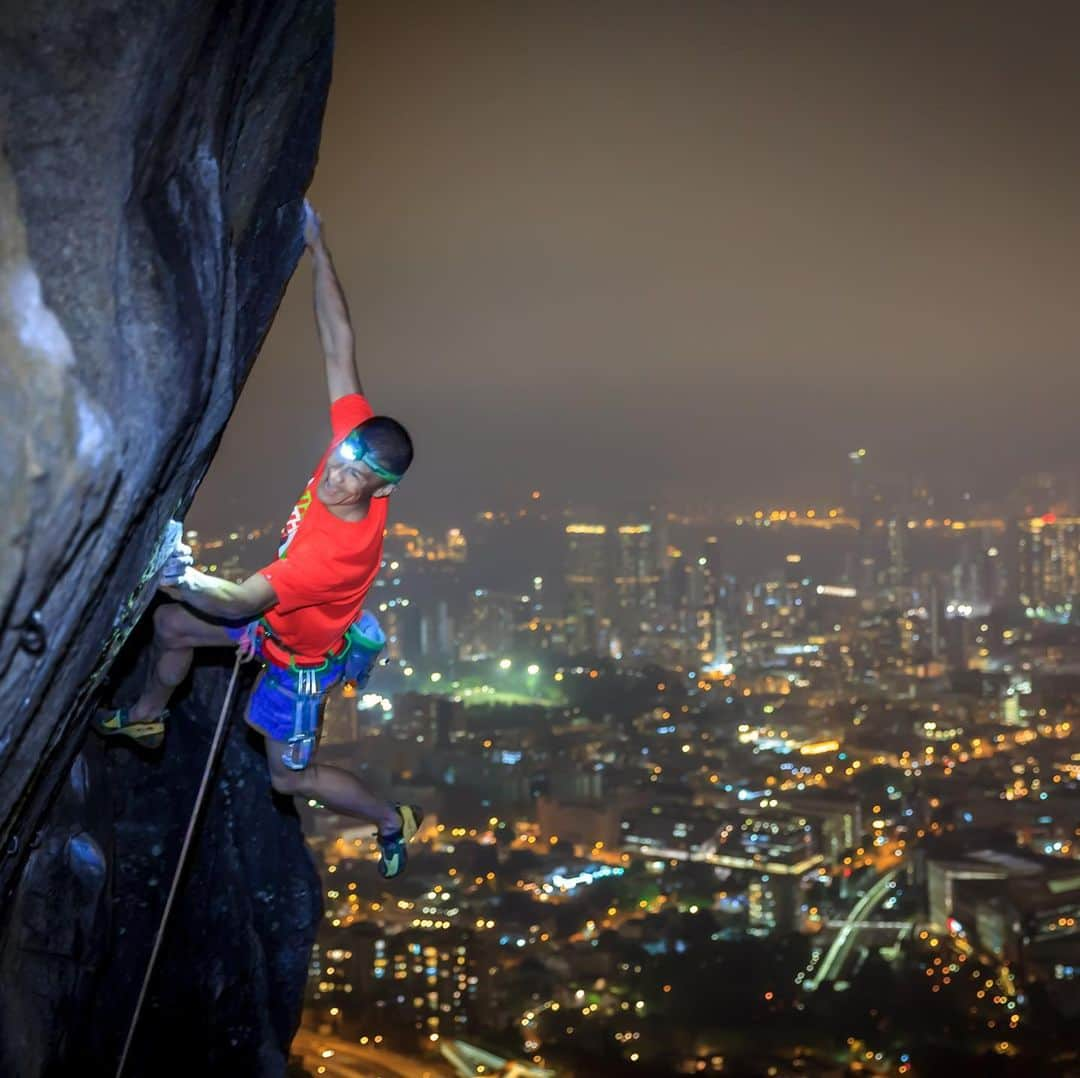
318, 446, 384, 508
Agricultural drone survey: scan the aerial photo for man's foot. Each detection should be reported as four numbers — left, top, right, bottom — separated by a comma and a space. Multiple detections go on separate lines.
377, 804, 424, 879
91, 707, 167, 749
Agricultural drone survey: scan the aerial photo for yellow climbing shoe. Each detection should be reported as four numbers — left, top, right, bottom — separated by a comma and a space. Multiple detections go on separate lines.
377, 804, 424, 879
92, 707, 166, 749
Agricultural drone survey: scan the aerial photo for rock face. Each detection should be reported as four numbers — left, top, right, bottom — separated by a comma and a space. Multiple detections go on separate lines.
2, 656, 323, 1077
0, 3, 333, 1074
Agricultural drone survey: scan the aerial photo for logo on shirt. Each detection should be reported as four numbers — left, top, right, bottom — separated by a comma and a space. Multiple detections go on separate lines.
279, 487, 314, 557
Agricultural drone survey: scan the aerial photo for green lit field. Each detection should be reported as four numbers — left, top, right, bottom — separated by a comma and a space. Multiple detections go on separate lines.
405, 658, 568, 710
454, 675, 565, 709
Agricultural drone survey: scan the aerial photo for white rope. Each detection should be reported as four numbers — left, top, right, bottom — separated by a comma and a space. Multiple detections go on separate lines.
115, 648, 246, 1078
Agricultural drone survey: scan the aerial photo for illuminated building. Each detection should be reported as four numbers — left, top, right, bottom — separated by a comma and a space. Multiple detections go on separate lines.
377, 601, 415, 663
564, 523, 610, 655
887, 517, 906, 592
383, 522, 468, 563
537, 795, 621, 850
953, 530, 1008, 610
394, 692, 457, 748
383, 521, 423, 560
421, 599, 455, 660
379, 930, 475, 1043
923, 846, 1080, 977
847, 447, 878, 594
446, 527, 468, 563
310, 923, 381, 1003
320, 688, 364, 745
674, 541, 729, 669
746, 877, 801, 934
773, 792, 862, 861
622, 805, 823, 875
460, 589, 526, 660
614, 523, 661, 654
1016, 514, 1080, 613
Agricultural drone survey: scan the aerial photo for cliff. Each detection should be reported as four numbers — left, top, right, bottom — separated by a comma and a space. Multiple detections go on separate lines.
0, 3, 334, 1073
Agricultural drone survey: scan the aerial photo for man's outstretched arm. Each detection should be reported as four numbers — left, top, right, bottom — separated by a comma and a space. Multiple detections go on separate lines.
162, 569, 278, 621
305, 201, 362, 403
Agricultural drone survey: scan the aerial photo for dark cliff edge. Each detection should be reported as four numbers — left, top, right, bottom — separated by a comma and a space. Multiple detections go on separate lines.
0, 4, 333, 1074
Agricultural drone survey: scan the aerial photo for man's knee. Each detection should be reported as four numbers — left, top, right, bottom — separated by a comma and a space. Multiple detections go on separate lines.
269, 763, 314, 798
153, 602, 228, 650
153, 603, 193, 649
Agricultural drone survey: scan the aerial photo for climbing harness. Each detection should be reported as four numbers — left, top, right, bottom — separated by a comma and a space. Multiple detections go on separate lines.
114, 646, 247, 1078
283, 612, 384, 770
243, 612, 386, 771
286, 667, 321, 769
275, 663, 328, 771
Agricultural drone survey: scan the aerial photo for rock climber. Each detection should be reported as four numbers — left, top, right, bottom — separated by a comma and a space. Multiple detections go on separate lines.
94, 202, 422, 879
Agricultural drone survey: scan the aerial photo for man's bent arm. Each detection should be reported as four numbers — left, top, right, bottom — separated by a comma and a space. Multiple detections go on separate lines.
162, 570, 278, 622
305, 204, 362, 403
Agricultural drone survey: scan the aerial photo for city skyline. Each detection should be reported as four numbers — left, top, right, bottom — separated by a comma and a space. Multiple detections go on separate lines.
179, 11, 1080, 1072
191, 2, 1080, 535
193, 459, 1080, 1074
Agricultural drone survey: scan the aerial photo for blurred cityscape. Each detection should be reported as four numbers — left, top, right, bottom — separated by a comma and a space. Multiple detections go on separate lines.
191, 456, 1080, 1077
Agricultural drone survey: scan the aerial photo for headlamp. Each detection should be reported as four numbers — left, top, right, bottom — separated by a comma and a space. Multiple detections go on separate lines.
338, 433, 402, 484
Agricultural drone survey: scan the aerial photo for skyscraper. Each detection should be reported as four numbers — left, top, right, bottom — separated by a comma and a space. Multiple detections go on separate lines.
564, 523, 609, 654
847, 448, 878, 593
1016, 514, 1080, 612
887, 517, 906, 593
615, 523, 661, 655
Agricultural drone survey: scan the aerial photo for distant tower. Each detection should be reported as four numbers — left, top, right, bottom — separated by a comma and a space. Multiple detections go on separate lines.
684, 546, 726, 668
887, 517, 906, 592
1016, 513, 1080, 611
848, 448, 868, 523
564, 523, 609, 654
848, 448, 877, 593
929, 579, 942, 660
616, 523, 661, 653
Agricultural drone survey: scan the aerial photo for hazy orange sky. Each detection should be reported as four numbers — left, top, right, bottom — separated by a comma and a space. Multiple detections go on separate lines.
193, 2, 1080, 532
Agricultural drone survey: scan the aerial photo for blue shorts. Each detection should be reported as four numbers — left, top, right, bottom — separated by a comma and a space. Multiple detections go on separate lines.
225, 623, 343, 744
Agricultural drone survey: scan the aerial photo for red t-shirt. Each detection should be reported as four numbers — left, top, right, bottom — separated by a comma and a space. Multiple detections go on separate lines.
258, 394, 388, 664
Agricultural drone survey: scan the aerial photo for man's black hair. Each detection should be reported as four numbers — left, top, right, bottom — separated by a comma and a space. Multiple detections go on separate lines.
358, 415, 414, 479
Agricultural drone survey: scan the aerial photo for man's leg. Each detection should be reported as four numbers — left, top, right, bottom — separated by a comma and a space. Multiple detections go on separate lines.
263, 731, 422, 878
130, 603, 236, 722
264, 741, 400, 834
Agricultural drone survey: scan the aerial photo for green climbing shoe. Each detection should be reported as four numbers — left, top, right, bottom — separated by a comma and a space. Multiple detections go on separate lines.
92, 707, 167, 749
377, 804, 424, 879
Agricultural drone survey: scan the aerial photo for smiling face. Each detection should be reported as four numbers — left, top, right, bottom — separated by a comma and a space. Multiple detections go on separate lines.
316, 423, 407, 516
317, 445, 392, 511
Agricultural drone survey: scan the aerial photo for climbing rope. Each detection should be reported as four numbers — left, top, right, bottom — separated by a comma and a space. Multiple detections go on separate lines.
115, 647, 246, 1078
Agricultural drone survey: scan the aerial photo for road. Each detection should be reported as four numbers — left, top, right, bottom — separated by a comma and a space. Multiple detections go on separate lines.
805, 867, 902, 990
293, 1029, 451, 1078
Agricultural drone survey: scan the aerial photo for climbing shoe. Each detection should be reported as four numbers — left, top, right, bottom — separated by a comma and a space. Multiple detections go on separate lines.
377, 804, 424, 880
91, 707, 167, 749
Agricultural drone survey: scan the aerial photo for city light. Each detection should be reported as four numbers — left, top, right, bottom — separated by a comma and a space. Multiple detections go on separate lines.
191, 454, 1079, 1077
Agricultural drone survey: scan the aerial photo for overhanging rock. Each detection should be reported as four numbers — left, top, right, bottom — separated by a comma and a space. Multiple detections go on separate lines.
0, 2, 334, 1073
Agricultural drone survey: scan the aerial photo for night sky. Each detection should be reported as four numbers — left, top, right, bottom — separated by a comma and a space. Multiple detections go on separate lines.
191, 2, 1080, 534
